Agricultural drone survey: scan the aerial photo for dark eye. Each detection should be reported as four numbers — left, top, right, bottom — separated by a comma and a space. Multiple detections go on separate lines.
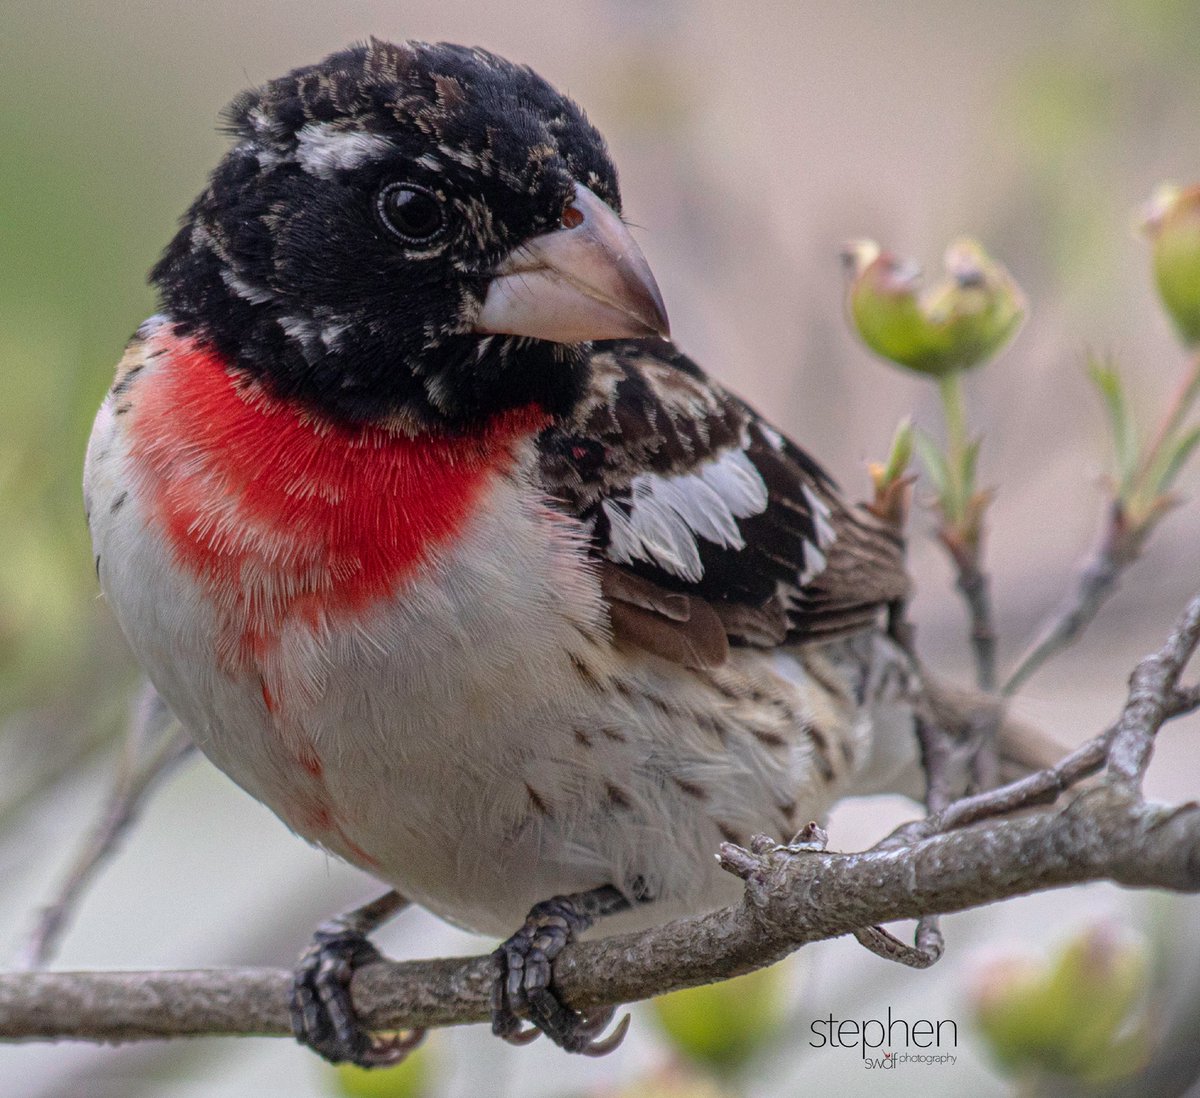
377, 184, 446, 244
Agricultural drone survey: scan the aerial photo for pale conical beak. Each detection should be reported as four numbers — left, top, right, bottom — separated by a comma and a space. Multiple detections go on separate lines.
473, 182, 670, 343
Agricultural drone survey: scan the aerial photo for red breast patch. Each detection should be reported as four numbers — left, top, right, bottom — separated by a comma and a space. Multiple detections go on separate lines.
128, 329, 547, 671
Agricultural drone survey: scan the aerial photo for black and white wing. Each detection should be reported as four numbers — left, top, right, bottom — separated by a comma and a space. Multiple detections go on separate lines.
536, 339, 909, 667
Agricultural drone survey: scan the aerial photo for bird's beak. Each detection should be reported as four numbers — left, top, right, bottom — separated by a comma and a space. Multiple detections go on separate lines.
474, 183, 670, 343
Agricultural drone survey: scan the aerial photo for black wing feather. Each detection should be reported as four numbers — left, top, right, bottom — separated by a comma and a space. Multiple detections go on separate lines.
536, 338, 908, 653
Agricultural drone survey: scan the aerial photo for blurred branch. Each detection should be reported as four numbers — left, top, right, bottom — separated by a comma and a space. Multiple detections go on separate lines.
1139, 349, 1200, 488
1002, 500, 1155, 696
13, 683, 193, 971
1005, 350, 1200, 696
1, 593, 1198, 1048
938, 526, 999, 695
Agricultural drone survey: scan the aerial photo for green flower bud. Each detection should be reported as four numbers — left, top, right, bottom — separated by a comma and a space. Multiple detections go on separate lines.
1141, 183, 1200, 347
843, 237, 1026, 377
650, 965, 785, 1073
970, 925, 1149, 1085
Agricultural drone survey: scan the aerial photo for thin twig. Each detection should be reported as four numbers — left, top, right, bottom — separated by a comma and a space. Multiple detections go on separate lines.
1005, 349, 1200, 697
932, 368, 998, 694
951, 546, 998, 694
913, 712, 966, 815
930, 529, 1002, 787
935, 731, 1110, 835
1108, 593, 1200, 789
13, 684, 194, 971
1139, 348, 1200, 490
1003, 501, 1147, 696
883, 594, 1200, 849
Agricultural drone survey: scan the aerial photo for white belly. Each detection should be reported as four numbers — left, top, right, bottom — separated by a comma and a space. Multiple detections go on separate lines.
86, 399, 872, 938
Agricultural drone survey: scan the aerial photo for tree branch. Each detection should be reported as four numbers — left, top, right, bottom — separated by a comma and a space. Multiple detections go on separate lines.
0, 785, 1198, 1044
947, 541, 998, 694
1109, 589, 1200, 788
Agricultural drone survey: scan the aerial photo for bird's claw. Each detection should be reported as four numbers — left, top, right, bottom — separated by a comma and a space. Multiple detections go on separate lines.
290, 922, 425, 1067
491, 895, 630, 1056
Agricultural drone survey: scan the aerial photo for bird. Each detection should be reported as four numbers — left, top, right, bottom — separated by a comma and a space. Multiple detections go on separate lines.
83, 38, 922, 1067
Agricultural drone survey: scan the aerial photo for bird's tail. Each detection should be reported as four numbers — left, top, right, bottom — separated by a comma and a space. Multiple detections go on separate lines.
820, 631, 1068, 804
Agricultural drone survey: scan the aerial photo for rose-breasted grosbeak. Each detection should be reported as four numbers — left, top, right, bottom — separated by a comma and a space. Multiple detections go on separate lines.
84, 39, 918, 1065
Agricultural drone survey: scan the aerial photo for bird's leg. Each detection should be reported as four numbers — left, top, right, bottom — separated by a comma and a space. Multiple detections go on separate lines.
290, 889, 424, 1068
492, 884, 637, 1055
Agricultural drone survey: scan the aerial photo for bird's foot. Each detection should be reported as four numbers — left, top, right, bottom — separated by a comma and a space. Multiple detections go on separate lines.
290, 893, 423, 1067
491, 887, 631, 1056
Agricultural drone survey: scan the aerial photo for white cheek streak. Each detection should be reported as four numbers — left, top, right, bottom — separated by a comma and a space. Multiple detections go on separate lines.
236, 139, 284, 170
278, 314, 318, 347
320, 321, 350, 350
603, 446, 769, 582
437, 142, 482, 171
423, 372, 456, 413
294, 123, 394, 177
247, 107, 273, 137
221, 268, 277, 306
277, 314, 350, 359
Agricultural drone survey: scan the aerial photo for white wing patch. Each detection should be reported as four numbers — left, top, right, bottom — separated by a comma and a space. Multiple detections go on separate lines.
294, 123, 393, 177
799, 483, 837, 584
803, 484, 836, 546
602, 447, 768, 582
759, 423, 786, 452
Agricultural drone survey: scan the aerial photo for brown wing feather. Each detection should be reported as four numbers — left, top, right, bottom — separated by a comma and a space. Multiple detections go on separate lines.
600, 564, 729, 669
536, 338, 909, 665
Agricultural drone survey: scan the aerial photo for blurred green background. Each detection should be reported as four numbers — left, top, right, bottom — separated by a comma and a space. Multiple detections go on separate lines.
3, 2, 1200, 1095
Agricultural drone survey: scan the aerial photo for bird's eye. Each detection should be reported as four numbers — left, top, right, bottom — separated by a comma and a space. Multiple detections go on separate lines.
377, 184, 446, 244
561, 198, 584, 229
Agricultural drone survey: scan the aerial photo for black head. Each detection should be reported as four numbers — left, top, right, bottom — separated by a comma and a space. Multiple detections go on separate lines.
151, 39, 668, 428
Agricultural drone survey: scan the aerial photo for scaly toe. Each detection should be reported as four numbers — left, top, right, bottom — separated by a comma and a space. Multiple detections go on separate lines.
290, 927, 398, 1067
491, 892, 633, 1055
